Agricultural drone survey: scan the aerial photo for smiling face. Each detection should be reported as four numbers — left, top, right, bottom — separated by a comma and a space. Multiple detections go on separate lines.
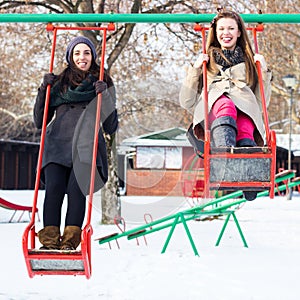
72, 43, 92, 71
216, 17, 241, 50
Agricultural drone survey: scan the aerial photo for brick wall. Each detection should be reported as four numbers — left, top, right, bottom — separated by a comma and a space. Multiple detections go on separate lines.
126, 169, 185, 196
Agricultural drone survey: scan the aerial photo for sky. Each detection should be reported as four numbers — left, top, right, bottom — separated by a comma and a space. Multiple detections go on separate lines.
0, 189, 300, 300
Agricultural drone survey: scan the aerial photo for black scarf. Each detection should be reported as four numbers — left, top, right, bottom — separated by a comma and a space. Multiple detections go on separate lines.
214, 46, 245, 70
50, 75, 97, 107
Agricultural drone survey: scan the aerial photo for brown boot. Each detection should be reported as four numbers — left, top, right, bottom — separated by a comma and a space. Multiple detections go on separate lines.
60, 226, 82, 250
37, 226, 61, 250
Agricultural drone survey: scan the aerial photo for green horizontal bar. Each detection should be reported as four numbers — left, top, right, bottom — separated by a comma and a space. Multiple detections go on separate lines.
0, 13, 300, 24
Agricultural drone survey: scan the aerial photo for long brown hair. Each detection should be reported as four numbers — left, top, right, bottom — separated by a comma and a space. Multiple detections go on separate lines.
206, 9, 257, 90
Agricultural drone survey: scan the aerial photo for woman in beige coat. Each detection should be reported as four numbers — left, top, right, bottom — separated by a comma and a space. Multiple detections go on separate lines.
179, 9, 272, 200
179, 9, 272, 149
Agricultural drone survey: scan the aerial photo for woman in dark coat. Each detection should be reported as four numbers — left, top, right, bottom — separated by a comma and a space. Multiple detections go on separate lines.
34, 36, 118, 250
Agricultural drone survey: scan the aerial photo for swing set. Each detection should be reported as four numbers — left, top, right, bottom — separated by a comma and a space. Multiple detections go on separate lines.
0, 12, 297, 279
192, 23, 277, 199
22, 22, 115, 279
97, 21, 279, 258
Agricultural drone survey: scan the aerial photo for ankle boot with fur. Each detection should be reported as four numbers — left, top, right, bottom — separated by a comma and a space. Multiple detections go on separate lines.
211, 116, 237, 147
60, 226, 82, 250
38, 226, 61, 250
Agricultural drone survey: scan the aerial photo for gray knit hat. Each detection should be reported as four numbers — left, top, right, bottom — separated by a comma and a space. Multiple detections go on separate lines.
65, 36, 97, 64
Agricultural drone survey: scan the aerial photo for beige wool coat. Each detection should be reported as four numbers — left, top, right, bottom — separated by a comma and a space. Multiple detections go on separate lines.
179, 62, 272, 146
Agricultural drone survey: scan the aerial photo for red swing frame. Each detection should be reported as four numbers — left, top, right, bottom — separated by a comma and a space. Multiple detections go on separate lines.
194, 24, 276, 199
22, 23, 115, 279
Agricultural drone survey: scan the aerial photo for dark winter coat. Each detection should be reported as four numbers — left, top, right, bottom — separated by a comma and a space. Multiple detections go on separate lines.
33, 75, 118, 194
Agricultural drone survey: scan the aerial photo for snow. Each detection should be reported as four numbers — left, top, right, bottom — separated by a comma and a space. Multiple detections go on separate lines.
1, 189, 300, 300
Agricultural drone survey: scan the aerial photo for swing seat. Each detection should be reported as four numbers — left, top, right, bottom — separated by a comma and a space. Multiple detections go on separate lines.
23, 224, 92, 277
210, 146, 272, 186
23, 224, 92, 278
27, 250, 85, 274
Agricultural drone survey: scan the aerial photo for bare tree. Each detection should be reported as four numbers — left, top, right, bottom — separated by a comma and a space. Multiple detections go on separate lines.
0, 0, 300, 223
257, 1, 300, 133
0, 0, 203, 224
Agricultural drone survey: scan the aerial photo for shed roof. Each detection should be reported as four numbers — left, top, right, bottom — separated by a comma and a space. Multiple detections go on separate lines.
120, 127, 191, 148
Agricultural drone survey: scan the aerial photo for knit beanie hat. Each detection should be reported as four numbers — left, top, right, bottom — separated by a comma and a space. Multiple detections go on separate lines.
65, 36, 97, 64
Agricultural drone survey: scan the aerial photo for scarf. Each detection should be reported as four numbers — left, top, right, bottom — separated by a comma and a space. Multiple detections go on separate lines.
50, 75, 97, 107
214, 46, 245, 70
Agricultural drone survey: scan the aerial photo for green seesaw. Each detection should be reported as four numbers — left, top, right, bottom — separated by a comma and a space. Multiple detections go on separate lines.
96, 170, 299, 256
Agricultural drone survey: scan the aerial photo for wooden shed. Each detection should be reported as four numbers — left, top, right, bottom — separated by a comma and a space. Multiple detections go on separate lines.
0, 140, 39, 189
118, 127, 203, 196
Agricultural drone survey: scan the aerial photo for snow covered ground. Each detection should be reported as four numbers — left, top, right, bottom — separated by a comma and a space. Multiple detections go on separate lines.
0, 189, 300, 300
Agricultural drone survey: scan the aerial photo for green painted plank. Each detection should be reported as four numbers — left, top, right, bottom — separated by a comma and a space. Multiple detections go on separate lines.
0, 13, 300, 23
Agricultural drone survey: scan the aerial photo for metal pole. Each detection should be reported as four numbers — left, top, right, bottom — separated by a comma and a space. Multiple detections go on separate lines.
287, 88, 294, 200
0, 13, 300, 23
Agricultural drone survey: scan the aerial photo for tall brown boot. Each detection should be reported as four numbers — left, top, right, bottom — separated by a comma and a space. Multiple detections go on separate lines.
60, 226, 82, 250
37, 226, 61, 250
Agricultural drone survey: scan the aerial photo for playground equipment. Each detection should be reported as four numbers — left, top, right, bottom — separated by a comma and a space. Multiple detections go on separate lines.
97, 170, 299, 256
96, 19, 288, 255
181, 24, 276, 204
0, 197, 40, 223
0, 11, 294, 278
0, 13, 300, 23
181, 153, 205, 206
189, 24, 276, 199
22, 23, 115, 279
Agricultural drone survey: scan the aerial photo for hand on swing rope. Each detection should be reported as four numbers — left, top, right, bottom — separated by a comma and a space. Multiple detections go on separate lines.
193, 53, 209, 69
41, 73, 56, 88
254, 54, 268, 72
94, 80, 108, 95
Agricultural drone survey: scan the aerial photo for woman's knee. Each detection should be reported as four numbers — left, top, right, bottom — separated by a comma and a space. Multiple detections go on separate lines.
210, 95, 237, 123
236, 111, 255, 141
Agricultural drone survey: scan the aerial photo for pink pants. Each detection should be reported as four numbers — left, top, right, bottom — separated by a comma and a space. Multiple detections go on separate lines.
208, 95, 255, 142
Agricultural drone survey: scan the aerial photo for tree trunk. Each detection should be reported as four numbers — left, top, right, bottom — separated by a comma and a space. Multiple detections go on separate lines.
101, 132, 121, 224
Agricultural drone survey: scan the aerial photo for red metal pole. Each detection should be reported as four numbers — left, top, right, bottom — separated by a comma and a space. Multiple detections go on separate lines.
200, 27, 211, 199
28, 27, 57, 248
252, 26, 271, 143
252, 26, 276, 198
85, 28, 107, 226
22, 28, 58, 276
